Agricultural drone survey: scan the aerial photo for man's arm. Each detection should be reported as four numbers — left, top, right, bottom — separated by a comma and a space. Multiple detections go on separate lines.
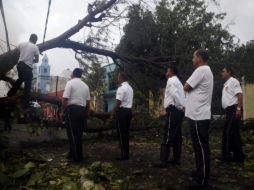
183, 83, 192, 92
33, 55, 39, 63
110, 100, 121, 120
236, 93, 243, 118
33, 46, 40, 63
184, 68, 203, 92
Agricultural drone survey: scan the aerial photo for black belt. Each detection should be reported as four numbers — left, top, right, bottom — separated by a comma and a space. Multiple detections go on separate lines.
225, 104, 237, 111
166, 105, 183, 113
67, 104, 86, 109
119, 107, 132, 110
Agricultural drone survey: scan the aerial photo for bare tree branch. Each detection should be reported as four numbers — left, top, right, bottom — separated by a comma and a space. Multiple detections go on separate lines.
57, 40, 119, 59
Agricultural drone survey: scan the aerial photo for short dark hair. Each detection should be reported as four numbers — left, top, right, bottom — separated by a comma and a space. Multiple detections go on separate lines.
72, 68, 83, 78
29, 34, 38, 43
224, 65, 234, 76
119, 71, 127, 81
168, 65, 178, 75
196, 49, 209, 62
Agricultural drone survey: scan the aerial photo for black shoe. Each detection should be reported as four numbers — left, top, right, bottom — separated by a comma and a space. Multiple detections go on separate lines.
217, 156, 232, 162
152, 161, 168, 168
115, 157, 129, 161
190, 170, 199, 177
168, 160, 180, 165
232, 158, 244, 163
187, 179, 208, 190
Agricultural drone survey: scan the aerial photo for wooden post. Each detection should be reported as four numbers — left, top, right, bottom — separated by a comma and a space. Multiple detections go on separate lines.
241, 76, 246, 121
55, 75, 59, 97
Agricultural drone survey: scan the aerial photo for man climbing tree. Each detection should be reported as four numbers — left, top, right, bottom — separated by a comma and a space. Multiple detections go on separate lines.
7, 34, 40, 109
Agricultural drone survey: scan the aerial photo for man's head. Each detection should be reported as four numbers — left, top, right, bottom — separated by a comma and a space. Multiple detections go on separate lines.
166, 65, 178, 78
117, 72, 127, 84
222, 66, 233, 80
29, 34, 38, 44
72, 68, 83, 78
192, 49, 209, 67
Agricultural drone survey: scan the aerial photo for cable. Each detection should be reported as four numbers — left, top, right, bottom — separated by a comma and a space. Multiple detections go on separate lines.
0, 0, 10, 51
42, 0, 52, 43
0, 38, 17, 48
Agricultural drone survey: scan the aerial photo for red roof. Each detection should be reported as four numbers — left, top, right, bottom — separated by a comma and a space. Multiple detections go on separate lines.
47, 90, 64, 98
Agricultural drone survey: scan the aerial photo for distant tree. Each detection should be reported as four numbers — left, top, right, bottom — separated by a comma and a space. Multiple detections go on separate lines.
81, 57, 106, 98
226, 40, 254, 82
116, 0, 236, 113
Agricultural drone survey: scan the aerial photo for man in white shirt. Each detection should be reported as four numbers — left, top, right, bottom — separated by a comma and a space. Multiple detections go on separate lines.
153, 65, 185, 168
184, 49, 214, 189
61, 68, 90, 162
7, 34, 40, 109
111, 72, 133, 160
221, 66, 244, 163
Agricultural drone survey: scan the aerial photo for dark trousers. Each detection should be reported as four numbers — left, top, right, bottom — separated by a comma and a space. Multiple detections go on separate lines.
160, 105, 184, 162
7, 62, 33, 108
65, 105, 86, 162
222, 105, 244, 161
189, 119, 210, 185
116, 108, 132, 159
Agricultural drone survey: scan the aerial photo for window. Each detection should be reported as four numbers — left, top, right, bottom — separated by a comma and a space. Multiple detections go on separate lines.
44, 68, 47, 73
108, 73, 117, 91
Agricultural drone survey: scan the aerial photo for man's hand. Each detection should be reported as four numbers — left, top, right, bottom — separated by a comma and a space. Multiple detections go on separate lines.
60, 111, 65, 122
236, 109, 242, 119
183, 83, 191, 92
110, 112, 115, 121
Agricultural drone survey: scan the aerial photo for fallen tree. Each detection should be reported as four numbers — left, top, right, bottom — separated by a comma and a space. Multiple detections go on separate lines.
0, 93, 147, 133
0, 0, 118, 78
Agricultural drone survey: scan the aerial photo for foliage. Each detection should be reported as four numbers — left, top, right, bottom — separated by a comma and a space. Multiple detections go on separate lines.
116, 0, 236, 113
225, 40, 254, 82
87, 117, 105, 128
0, 152, 130, 190
81, 61, 106, 97
0, 133, 9, 160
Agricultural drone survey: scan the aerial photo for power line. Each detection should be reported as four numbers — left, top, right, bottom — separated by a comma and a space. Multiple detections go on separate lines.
0, 38, 17, 48
42, 0, 52, 43
0, 0, 10, 51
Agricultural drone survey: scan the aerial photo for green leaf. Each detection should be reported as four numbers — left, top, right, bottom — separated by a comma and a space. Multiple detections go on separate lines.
12, 168, 30, 178
82, 180, 95, 190
0, 163, 7, 172
63, 182, 77, 190
80, 168, 89, 176
26, 172, 44, 186
24, 162, 36, 169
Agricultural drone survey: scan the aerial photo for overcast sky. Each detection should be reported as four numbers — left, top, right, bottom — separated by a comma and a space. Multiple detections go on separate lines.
1, 0, 254, 75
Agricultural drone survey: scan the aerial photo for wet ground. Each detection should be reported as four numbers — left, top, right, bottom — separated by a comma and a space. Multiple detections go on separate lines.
1, 122, 254, 189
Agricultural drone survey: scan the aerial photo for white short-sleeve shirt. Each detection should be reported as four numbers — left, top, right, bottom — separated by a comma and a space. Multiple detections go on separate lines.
185, 65, 214, 120
63, 78, 90, 107
116, 82, 133, 108
164, 76, 185, 110
222, 77, 242, 109
18, 42, 40, 68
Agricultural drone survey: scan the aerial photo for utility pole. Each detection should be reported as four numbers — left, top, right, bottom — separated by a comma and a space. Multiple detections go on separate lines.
0, 0, 10, 52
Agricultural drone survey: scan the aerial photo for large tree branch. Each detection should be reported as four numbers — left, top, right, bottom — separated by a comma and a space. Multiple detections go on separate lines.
0, 0, 117, 76
0, 75, 15, 85
57, 40, 119, 59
